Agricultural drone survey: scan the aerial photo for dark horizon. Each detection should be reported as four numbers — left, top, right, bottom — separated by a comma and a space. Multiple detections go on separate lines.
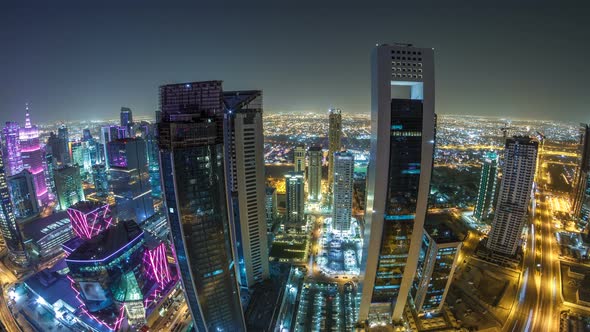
1, 1, 589, 124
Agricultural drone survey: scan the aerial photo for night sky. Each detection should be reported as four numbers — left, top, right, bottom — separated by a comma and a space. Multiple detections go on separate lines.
1, 1, 589, 123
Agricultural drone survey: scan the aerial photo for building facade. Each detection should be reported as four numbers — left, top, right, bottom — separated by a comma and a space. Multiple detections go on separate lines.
7, 169, 39, 219
486, 137, 538, 256
108, 138, 154, 224
225, 90, 270, 288
265, 187, 277, 232
285, 171, 305, 225
294, 144, 306, 173
2, 121, 23, 176
158, 81, 246, 331
327, 108, 342, 191
411, 224, 461, 313
473, 152, 499, 222
360, 44, 436, 323
54, 165, 85, 210
308, 146, 323, 202
19, 111, 49, 203
332, 150, 354, 233
573, 124, 590, 230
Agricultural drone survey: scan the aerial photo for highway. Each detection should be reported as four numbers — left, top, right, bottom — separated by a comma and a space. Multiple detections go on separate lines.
0, 255, 21, 332
503, 155, 562, 332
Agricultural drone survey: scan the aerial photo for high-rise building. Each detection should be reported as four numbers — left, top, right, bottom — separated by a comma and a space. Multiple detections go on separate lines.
225, 90, 270, 288
332, 150, 354, 233
265, 187, 277, 232
573, 124, 590, 229
19, 110, 49, 203
92, 164, 109, 197
57, 124, 71, 165
108, 138, 154, 224
120, 106, 134, 135
0, 149, 28, 266
360, 44, 436, 323
2, 121, 23, 176
54, 165, 85, 210
158, 81, 246, 331
411, 223, 461, 314
308, 146, 323, 202
473, 152, 499, 222
285, 171, 305, 224
100, 125, 120, 168
294, 144, 306, 173
7, 169, 39, 219
486, 137, 538, 256
44, 147, 56, 195
327, 108, 342, 190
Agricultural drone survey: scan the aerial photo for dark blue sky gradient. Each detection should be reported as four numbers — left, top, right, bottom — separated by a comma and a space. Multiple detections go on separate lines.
0, 1, 588, 123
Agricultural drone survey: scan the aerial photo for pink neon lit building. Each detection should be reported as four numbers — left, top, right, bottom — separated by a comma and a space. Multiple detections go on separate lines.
67, 201, 114, 239
19, 110, 49, 203
2, 121, 23, 176
143, 242, 172, 288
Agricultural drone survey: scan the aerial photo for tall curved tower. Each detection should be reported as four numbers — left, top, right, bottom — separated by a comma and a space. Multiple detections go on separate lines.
19, 108, 49, 204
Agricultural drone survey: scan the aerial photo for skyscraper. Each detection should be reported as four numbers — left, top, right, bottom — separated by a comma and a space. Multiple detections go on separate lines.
360, 44, 436, 323
411, 223, 461, 314
2, 122, 23, 176
57, 124, 71, 165
158, 81, 245, 331
327, 108, 342, 190
0, 149, 28, 266
100, 125, 120, 168
486, 137, 538, 256
120, 106, 134, 136
108, 138, 154, 224
308, 146, 323, 202
225, 90, 270, 288
19, 110, 49, 203
7, 169, 39, 219
285, 171, 305, 225
573, 124, 590, 229
332, 150, 354, 233
54, 165, 85, 210
294, 144, 306, 173
92, 163, 109, 197
473, 152, 499, 222
265, 187, 277, 232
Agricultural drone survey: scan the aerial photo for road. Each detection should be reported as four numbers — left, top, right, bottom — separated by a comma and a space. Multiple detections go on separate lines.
504, 172, 561, 331
0, 255, 21, 332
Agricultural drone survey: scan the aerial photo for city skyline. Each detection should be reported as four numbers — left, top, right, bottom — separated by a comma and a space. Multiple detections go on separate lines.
1, 1, 589, 124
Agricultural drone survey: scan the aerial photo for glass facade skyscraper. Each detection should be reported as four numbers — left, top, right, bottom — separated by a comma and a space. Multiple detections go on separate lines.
7, 169, 39, 219
285, 171, 305, 225
0, 148, 28, 266
307, 146, 323, 202
3, 121, 23, 176
107, 138, 154, 224
473, 152, 499, 222
327, 108, 342, 192
54, 165, 85, 210
158, 81, 245, 331
360, 44, 436, 323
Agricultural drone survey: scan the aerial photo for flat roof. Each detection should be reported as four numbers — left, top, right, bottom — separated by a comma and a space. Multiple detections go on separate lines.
66, 220, 143, 262
21, 211, 69, 242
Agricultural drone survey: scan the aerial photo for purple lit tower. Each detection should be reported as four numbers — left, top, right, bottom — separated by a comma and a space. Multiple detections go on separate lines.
19, 109, 49, 203
2, 121, 24, 176
67, 201, 114, 240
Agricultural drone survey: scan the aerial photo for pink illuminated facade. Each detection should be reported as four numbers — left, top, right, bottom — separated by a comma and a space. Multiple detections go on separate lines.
67, 202, 114, 239
19, 110, 49, 203
143, 243, 172, 288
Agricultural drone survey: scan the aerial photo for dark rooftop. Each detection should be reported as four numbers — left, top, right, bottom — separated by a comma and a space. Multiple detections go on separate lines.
21, 211, 69, 242
66, 219, 143, 262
